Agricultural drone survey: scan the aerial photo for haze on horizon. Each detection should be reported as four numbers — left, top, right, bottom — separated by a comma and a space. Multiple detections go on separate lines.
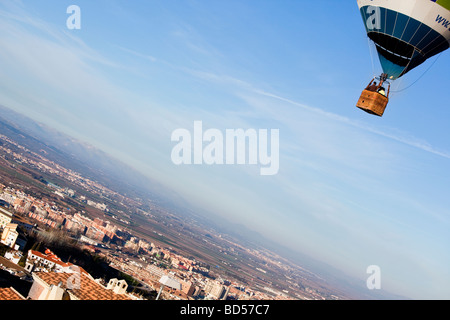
0, 0, 449, 299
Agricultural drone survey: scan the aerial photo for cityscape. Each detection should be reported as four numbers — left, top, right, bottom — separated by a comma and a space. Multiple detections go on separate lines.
0, 114, 349, 301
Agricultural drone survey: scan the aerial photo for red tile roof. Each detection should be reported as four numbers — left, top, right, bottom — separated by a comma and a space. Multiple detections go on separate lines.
29, 249, 64, 264
0, 287, 26, 300
28, 250, 88, 275
33, 272, 131, 300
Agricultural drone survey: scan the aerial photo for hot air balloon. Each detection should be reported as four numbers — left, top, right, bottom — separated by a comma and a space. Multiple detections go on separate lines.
356, 0, 450, 116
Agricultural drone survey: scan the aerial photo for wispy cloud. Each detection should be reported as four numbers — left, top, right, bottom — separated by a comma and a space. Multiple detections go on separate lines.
117, 46, 157, 62
177, 62, 450, 163
250, 89, 450, 160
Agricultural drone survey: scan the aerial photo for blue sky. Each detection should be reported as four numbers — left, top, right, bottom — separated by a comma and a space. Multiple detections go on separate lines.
0, 0, 449, 299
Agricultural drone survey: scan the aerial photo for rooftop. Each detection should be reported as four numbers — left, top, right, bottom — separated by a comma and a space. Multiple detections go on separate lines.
0, 287, 26, 300
33, 271, 131, 300
28, 250, 89, 274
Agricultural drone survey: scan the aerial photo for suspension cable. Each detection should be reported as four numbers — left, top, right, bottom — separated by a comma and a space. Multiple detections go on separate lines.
390, 53, 442, 93
367, 38, 377, 76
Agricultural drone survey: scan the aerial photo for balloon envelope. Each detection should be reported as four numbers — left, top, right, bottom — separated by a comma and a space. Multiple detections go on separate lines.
357, 0, 450, 79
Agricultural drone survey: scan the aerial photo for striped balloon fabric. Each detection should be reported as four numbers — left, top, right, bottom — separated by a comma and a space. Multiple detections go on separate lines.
357, 0, 450, 79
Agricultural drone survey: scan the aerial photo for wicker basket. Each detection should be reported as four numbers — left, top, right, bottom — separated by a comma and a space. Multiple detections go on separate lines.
356, 89, 389, 117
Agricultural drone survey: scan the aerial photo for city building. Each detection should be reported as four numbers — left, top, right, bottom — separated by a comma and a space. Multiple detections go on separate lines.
204, 280, 227, 300
85, 226, 106, 242
4, 249, 23, 264
13, 198, 32, 214
179, 279, 195, 296
0, 206, 13, 229
0, 191, 17, 206
1, 223, 18, 248
146, 264, 167, 279
28, 271, 132, 300
106, 278, 128, 294
79, 235, 98, 246
25, 249, 81, 273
